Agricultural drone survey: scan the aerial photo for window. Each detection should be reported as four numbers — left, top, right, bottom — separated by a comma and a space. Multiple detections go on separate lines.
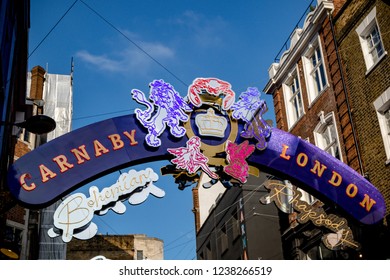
283, 68, 304, 129
302, 37, 328, 104
366, 25, 384, 62
314, 112, 342, 161
305, 243, 342, 260
136, 250, 143, 260
4, 225, 22, 247
205, 242, 212, 260
356, 7, 387, 73
231, 211, 240, 240
220, 223, 228, 254
373, 87, 390, 164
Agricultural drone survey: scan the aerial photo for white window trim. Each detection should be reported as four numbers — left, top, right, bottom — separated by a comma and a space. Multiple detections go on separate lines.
282, 66, 305, 130
302, 36, 329, 106
373, 87, 390, 164
356, 7, 387, 75
313, 111, 343, 162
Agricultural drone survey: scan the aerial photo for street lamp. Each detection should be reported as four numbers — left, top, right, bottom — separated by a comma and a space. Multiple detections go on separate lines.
12, 114, 56, 134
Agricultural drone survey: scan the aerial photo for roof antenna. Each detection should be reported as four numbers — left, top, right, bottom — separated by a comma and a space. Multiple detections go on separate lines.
70, 57, 74, 85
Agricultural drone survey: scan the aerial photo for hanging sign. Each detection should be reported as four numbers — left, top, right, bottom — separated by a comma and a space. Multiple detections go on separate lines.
7, 114, 187, 207
6, 78, 386, 225
49, 168, 164, 242
260, 180, 361, 250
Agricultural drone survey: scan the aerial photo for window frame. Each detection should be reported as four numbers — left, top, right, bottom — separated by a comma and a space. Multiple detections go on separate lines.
136, 250, 144, 260
282, 66, 305, 129
356, 7, 387, 74
373, 87, 390, 164
302, 36, 328, 105
314, 112, 343, 161
219, 222, 228, 255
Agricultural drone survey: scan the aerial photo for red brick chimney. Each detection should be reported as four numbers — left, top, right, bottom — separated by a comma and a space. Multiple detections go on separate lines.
29, 65, 45, 100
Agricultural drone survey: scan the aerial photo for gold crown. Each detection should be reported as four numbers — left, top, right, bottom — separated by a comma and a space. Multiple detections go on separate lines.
195, 108, 228, 138
198, 90, 224, 107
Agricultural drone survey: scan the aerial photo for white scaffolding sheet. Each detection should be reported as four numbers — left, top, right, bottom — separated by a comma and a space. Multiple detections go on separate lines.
43, 73, 73, 141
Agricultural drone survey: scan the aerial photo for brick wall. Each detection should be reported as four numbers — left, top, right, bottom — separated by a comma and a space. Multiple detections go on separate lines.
66, 234, 163, 260
67, 234, 136, 260
192, 187, 201, 232
29, 66, 45, 100
332, 0, 349, 16
14, 141, 31, 158
271, 19, 346, 161
5, 205, 25, 224
322, 12, 363, 173
334, 0, 390, 216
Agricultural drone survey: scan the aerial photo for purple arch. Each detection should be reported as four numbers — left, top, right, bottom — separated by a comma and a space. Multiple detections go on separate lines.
7, 114, 385, 224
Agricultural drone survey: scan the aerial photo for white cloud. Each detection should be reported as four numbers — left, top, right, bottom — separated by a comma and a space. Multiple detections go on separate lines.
76, 50, 123, 72
75, 40, 175, 75
175, 10, 228, 47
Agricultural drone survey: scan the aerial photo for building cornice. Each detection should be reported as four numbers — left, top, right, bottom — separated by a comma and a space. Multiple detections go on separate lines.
263, 1, 334, 94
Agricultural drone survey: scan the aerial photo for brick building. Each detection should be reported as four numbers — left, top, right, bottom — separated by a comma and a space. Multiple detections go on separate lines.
263, 0, 389, 259
66, 234, 164, 260
1, 65, 73, 259
332, 0, 390, 216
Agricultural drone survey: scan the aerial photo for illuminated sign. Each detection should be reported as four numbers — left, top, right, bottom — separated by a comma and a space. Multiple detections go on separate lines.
231, 87, 271, 150
131, 79, 192, 147
195, 108, 228, 138
224, 140, 255, 184
261, 180, 360, 250
49, 168, 163, 242
6, 78, 386, 225
188, 77, 235, 110
168, 136, 218, 179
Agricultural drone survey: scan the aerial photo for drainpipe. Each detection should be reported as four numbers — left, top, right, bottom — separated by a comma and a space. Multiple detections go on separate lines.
328, 12, 364, 175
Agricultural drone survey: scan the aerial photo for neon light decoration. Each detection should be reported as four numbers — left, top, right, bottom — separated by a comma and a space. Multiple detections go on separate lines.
195, 108, 228, 138
232, 87, 271, 150
261, 180, 361, 250
224, 140, 255, 183
6, 78, 386, 226
131, 79, 192, 147
49, 168, 163, 242
188, 77, 235, 110
167, 136, 218, 179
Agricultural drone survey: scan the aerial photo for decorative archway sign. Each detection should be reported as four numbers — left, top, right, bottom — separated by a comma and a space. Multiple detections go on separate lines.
7, 78, 386, 230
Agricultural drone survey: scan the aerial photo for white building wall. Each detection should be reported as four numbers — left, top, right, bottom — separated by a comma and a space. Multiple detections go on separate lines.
197, 173, 226, 228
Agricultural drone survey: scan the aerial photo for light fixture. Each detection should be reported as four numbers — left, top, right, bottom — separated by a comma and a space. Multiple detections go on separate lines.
14, 115, 56, 134
0, 247, 19, 259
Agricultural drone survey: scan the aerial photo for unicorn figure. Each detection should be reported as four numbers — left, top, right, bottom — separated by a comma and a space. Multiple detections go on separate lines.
231, 87, 272, 150
131, 80, 192, 147
231, 87, 263, 122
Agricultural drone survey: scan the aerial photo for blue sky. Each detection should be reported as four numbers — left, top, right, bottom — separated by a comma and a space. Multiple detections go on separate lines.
28, 0, 313, 260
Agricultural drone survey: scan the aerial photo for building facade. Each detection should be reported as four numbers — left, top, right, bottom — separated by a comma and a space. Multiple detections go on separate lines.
0, 0, 30, 259
333, 0, 390, 217
194, 174, 284, 260
66, 234, 164, 260
1, 64, 73, 259
264, 0, 390, 259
